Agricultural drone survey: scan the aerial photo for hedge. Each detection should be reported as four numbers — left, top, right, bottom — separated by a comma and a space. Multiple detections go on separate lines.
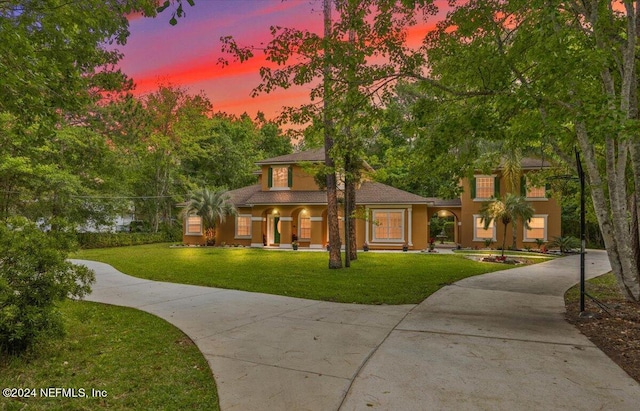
77, 232, 172, 249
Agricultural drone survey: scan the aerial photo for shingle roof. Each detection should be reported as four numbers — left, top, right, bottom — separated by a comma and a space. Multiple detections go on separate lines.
356, 182, 430, 204
497, 157, 553, 170
255, 148, 325, 165
425, 197, 462, 207
227, 181, 434, 207
228, 184, 262, 206
241, 190, 329, 206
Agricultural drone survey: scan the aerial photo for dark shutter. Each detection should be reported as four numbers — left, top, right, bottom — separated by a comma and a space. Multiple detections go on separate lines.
520, 176, 527, 197
470, 177, 476, 199
288, 166, 293, 188
494, 176, 500, 197
268, 167, 273, 188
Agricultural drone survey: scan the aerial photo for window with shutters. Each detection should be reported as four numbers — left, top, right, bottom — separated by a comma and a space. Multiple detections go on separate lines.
475, 176, 495, 199
269, 166, 291, 190
525, 178, 546, 199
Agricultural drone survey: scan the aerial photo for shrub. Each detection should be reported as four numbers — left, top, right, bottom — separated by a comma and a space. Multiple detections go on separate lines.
547, 236, 581, 254
76, 232, 169, 249
0, 218, 95, 354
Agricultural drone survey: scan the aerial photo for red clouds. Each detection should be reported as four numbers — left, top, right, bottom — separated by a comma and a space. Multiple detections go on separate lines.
118, 0, 447, 121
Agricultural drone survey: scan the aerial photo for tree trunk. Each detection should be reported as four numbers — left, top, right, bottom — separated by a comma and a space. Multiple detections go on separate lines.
577, 122, 640, 301
323, 0, 342, 269
573, 4, 640, 301
347, 177, 357, 261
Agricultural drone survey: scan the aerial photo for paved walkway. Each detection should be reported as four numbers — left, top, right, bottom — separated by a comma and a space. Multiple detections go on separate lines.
72, 250, 640, 410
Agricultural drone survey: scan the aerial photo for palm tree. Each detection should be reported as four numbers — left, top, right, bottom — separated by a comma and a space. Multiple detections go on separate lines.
480, 193, 534, 257
181, 187, 237, 246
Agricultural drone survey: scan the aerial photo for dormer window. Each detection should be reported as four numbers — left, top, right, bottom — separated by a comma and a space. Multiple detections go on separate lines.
268, 166, 292, 190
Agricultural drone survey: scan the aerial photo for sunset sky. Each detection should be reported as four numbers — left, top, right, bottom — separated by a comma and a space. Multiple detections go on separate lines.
116, 0, 447, 121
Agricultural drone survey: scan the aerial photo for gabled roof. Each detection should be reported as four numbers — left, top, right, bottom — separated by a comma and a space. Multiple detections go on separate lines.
255, 148, 325, 165
356, 182, 430, 205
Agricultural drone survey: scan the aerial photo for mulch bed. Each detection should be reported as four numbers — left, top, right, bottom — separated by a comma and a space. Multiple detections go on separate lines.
565, 298, 640, 383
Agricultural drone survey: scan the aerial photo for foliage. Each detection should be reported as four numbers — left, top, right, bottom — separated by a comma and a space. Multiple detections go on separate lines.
76, 232, 174, 249
95, 87, 290, 234
182, 112, 292, 191
180, 188, 237, 246
0, 300, 218, 410
0, 0, 157, 128
0, 116, 130, 227
74, 244, 509, 305
0, 218, 94, 354
418, 0, 640, 300
547, 236, 581, 254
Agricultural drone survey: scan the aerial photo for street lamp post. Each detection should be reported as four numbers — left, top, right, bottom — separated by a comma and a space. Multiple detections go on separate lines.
549, 148, 587, 314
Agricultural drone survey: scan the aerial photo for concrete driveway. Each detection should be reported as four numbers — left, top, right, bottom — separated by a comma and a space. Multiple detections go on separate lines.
72, 250, 640, 410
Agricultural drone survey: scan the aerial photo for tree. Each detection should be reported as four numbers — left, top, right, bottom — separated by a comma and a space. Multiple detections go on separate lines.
221, 0, 437, 268
125, 85, 212, 233
183, 113, 291, 191
180, 187, 236, 246
420, 1, 640, 301
479, 193, 534, 257
0, 0, 157, 128
0, 218, 94, 354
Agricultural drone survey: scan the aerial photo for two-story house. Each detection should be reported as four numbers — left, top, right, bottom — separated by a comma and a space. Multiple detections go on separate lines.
459, 158, 561, 249
182, 149, 561, 250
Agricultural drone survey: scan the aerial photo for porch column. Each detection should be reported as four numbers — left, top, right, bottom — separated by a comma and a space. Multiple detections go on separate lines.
407, 206, 413, 246
279, 216, 293, 249
309, 216, 324, 249
364, 207, 370, 245
251, 216, 264, 248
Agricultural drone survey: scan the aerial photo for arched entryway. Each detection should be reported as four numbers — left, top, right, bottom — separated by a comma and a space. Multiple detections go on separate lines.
429, 209, 460, 246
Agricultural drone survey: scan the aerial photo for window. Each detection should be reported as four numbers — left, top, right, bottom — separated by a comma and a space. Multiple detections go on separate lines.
185, 215, 202, 235
522, 176, 546, 199
236, 215, 251, 238
269, 166, 291, 189
473, 215, 496, 241
526, 184, 546, 199
372, 210, 404, 242
524, 215, 548, 242
299, 214, 311, 239
475, 176, 495, 199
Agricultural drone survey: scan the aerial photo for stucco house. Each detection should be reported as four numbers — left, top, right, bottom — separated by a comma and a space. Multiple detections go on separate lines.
182, 148, 561, 250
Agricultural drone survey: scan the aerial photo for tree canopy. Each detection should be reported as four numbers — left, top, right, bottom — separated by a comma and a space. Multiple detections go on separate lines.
414, 0, 640, 300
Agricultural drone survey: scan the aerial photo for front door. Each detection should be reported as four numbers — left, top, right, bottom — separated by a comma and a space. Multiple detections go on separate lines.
268, 214, 281, 246
273, 216, 280, 244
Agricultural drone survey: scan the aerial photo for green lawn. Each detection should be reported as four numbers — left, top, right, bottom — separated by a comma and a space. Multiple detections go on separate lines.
74, 244, 511, 304
0, 300, 218, 411
565, 272, 620, 302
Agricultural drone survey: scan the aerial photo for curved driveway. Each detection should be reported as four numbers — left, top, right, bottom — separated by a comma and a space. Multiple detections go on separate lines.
72, 250, 640, 410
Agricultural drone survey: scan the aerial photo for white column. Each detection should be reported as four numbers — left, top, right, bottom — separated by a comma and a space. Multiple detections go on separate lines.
364, 207, 370, 245
407, 206, 413, 246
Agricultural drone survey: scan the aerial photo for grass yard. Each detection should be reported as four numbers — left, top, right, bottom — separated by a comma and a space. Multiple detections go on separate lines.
0, 300, 218, 411
74, 244, 511, 304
